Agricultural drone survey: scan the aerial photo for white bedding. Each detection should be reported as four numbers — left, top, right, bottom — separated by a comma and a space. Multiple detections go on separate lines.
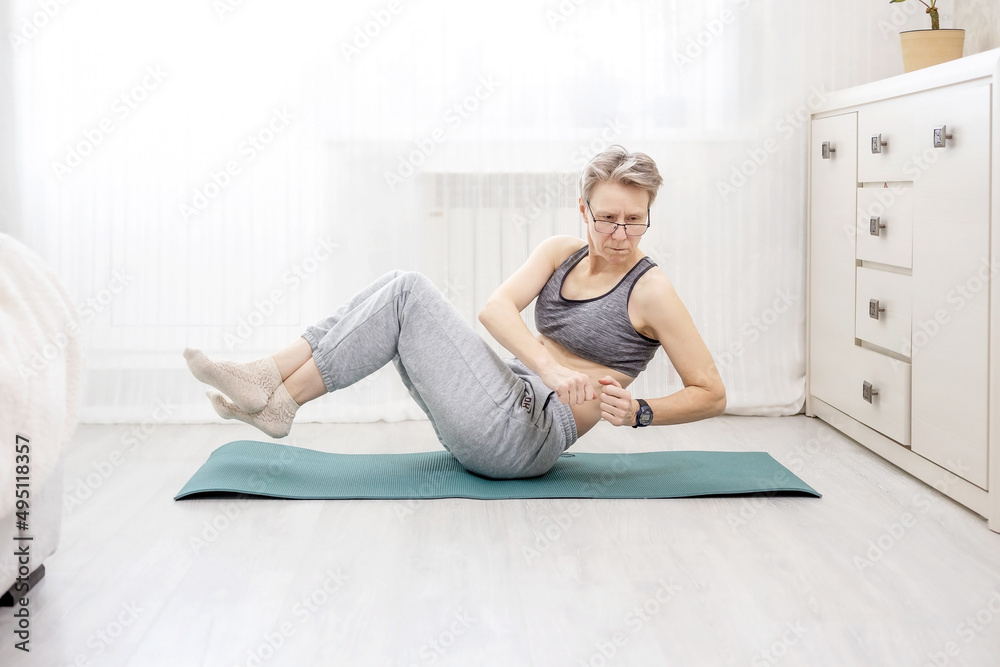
0, 233, 83, 520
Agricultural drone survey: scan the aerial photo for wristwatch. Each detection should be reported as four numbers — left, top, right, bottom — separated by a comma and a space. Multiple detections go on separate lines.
632, 399, 653, 428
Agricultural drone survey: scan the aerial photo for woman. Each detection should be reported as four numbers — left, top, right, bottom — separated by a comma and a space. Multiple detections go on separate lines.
184, 145, 726, 479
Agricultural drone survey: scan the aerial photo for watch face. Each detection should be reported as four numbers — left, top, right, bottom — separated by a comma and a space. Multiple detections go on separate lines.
639, 407, 653, 425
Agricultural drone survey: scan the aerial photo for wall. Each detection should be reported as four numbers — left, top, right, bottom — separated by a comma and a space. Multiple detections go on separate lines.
958, 0, 1000, 54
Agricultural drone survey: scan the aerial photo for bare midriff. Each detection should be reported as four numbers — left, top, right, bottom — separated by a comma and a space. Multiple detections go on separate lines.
537, 333, 637, 438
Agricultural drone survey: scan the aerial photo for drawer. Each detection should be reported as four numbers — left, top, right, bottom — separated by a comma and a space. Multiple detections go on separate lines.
856, 184, 913, 268
857, 98, 923, 183
855, 267, 912, 356
814, 343, 911, 445
842, 345, 912, 445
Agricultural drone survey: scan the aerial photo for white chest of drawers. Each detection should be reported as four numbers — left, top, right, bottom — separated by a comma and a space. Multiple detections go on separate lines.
806, 48, 1000, 533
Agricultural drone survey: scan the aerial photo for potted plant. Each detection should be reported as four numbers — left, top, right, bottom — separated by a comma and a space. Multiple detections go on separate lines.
891, 0, 965, 72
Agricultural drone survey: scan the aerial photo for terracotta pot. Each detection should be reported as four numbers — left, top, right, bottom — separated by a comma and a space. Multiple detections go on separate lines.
900, 29, 965, 73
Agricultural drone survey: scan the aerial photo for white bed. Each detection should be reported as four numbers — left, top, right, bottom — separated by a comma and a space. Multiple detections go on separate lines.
0, 233, 83, 603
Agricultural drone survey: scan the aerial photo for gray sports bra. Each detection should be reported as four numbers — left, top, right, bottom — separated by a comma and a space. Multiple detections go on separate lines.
534, 245, 660, 377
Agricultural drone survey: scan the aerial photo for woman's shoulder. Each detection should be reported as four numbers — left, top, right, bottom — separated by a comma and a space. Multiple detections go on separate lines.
631, 263, 675, 301
547, 235, 588, 265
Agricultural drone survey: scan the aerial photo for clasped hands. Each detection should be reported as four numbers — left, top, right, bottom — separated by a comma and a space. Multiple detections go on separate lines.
540, 364, 637, 427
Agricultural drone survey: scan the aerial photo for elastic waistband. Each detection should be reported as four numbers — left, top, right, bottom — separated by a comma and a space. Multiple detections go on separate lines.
507, 357, 578, 450
549, 396, 579, 450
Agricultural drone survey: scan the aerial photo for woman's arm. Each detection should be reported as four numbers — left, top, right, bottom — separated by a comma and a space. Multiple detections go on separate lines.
601, 380, 725, 427
478, 298, 557, 376
613, 269, 726, 426
478, 236, 596, 406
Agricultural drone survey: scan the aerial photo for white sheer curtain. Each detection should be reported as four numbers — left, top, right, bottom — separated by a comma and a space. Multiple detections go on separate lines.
6, 0, 989, 423
0, 0, 18, 239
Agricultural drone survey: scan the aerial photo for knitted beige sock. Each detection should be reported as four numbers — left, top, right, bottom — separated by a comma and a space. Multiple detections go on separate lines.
184, 347, 281, 413
207, 384, 299, 439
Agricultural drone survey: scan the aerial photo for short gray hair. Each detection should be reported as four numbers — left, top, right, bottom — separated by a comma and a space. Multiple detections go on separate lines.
579, 145, 663, 208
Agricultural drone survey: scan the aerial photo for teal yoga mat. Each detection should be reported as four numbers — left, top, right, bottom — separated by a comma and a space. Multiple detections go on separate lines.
174, 440, 821, 500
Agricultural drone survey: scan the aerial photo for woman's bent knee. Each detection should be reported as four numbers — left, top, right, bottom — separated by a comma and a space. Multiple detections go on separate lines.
399, 270, 432, 288
382, 269, 407, 283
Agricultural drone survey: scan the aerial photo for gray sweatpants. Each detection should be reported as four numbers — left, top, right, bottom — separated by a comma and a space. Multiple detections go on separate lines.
301, 270, 578, 479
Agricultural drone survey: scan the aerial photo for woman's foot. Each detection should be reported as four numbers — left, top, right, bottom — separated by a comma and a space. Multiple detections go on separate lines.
207, 384, 299, 438
184, 347, 282, 413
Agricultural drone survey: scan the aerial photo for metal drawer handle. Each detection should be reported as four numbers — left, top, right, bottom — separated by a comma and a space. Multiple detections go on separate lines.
863, 380, 879, 404
822, 141, 836, 159
871, 134, 887, 153
869, 216, 886, 236
933, 125, 952, 148
869, 298, 885, 320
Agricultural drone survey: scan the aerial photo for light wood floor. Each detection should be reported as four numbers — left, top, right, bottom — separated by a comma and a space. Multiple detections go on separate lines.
3, 415, 1000, 667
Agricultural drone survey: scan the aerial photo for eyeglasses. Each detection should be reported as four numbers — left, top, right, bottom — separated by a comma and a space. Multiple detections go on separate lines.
586, 200, 650, 236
